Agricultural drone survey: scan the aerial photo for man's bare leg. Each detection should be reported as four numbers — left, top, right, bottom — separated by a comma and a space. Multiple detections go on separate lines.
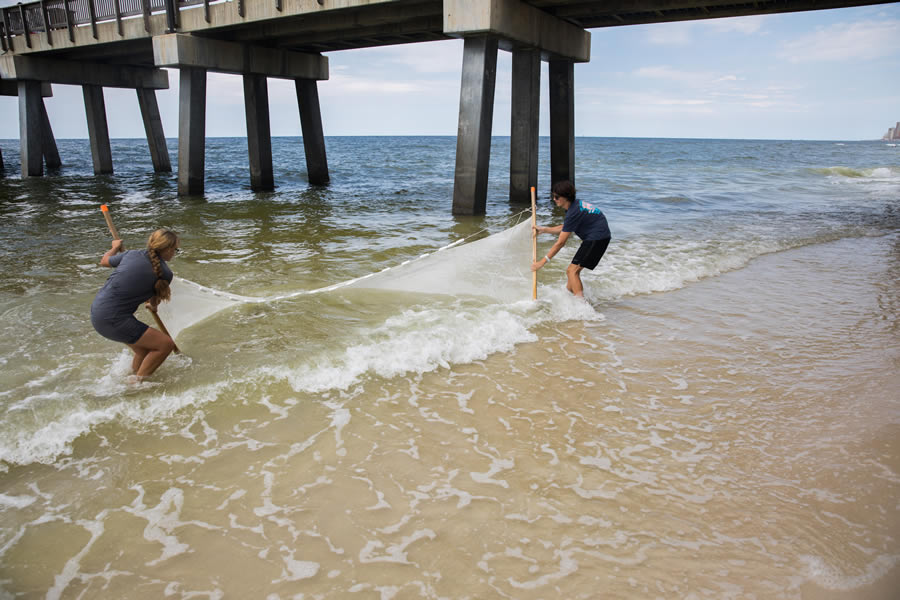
566, 264, 585, 298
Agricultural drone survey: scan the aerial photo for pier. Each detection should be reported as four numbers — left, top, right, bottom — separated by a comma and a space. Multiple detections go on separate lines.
0, 0, 892, 214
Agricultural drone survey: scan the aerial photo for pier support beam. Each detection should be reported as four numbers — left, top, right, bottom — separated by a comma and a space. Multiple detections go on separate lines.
444, 0, 588, 214
510, 47, 540, 205
177, 67, 207, 196
18, 80, 44, 177
295, 79, 329, 185
244, 73, 274, 191
453, 36, 498, 216
137, 88, 171, 173
40, 99, 61, 169
4, 56, 168, 178
153, 34, 329, 190
549, 60, 575, 186
83, 84, 113, 175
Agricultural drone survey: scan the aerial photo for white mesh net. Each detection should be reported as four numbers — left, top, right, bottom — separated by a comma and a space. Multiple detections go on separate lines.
156, 216, 536, 340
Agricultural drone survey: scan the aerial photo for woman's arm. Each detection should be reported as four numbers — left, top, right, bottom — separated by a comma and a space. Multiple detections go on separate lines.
145, 296, 160, 313
100, 239, 124, 267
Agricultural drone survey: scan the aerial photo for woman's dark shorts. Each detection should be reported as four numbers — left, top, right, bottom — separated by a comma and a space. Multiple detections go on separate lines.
91, 312, 149, 345
571, 237, 611, 270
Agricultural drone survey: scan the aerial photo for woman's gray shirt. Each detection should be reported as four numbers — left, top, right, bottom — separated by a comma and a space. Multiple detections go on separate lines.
90, 250, 172, 320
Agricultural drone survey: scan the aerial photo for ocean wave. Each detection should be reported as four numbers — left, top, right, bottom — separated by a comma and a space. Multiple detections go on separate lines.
0, 353, 225, 466
261, 292, 601, 395
0, 217, 884, 467
812, 166, 900, 179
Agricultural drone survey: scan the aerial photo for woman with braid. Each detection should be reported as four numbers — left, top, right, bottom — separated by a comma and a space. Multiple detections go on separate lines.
91, 229, 180, 381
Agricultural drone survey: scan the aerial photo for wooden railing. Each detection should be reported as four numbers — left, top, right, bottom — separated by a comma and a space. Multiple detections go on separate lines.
0, 0, 219, 50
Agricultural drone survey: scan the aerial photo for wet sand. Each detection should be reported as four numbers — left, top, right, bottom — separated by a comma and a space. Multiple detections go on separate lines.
1, 233, 898, 599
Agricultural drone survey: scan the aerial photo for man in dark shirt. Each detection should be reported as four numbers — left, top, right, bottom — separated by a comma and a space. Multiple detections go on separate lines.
531, 180, 611, 298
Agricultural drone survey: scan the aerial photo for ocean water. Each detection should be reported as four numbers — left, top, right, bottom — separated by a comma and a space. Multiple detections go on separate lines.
0, 136, 898, 598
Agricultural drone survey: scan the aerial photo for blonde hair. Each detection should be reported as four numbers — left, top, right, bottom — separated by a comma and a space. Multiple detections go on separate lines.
147, 228, 178, 303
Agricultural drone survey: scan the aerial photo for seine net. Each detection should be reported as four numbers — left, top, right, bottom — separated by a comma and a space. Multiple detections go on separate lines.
157, 216, 536, 340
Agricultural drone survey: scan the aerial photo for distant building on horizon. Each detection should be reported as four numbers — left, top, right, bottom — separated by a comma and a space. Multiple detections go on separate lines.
882, 122, 900, 141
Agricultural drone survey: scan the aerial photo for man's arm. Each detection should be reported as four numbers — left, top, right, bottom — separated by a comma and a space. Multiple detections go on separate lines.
532, 231, 571, 271
535, 224, 564, 235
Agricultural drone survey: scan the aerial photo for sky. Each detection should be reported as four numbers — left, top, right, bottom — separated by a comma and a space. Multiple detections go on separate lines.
1, 3, 899, 141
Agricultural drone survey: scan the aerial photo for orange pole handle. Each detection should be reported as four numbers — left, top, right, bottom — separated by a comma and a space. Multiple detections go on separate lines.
100, 205, 121, 241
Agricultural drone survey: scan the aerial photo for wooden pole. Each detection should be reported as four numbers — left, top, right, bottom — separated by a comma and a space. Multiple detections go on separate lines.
531, 186, 538, 300
100, 205, 180, 354
100, 204, 120, 240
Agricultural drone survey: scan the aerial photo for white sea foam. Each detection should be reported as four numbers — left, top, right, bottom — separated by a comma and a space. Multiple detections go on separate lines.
274, 547, 320, 582
123, 486, 191, 566
800, 554, 900, 591
262, 302, 541, 394
0, 374, 229, 465
0, 493, 37, 510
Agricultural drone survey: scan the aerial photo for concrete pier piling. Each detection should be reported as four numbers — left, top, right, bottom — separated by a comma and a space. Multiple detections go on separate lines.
18, 80, 44, 178
83, 84, 113, 175
177, 67, 207, 196
296, 78, 330, 186
549, 60, 576, 187
453, 36, 499, 216
3, 54, 169, 178
154, 33, 329, 195
39, 100, 61, 169
136, 88, 172, 173
445, 0, 590, 214
3, 79, 55, 174
244, 73, 274, 192
510, 47, 541, 206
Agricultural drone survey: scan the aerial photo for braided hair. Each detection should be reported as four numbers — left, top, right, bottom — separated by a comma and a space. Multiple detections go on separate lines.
147, 228, 178, 303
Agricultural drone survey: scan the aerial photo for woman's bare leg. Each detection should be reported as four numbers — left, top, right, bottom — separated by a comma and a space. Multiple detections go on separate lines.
131, 348, 149, 374
127, 328, 175, 378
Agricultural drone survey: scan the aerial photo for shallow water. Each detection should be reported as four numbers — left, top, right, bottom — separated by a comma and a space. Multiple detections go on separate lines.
0, 136, 898, 598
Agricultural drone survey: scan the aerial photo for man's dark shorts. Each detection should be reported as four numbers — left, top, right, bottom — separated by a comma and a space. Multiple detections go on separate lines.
571, 238, 611, 270
91, 313, 149, 345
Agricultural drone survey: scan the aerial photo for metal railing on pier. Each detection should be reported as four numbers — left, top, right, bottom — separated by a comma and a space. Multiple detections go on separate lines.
0, 0, 220, 51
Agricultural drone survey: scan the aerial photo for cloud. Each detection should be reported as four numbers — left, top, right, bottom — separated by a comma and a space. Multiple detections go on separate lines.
385, 40, 463, 74
646, 22, 693, 45
323, 75, 424, 95
645, 14, 765, 45
311, 42, 462, 100
582, 88, 712, 111
635, 66, 709, 84
329, 40, 463, 75
635, 66, 741, 88
656, 98, 712, 106
780, 19, 900, 63
705, 15, 766, 34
